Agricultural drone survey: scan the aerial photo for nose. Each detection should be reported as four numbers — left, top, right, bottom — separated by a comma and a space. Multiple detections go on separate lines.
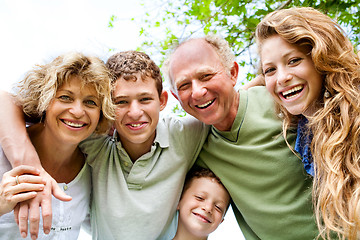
69, 100, 85, 118
277, 67, 292, 86
202, 201, 213, 214
191, 80, 207, 100
127, 101, 143, 119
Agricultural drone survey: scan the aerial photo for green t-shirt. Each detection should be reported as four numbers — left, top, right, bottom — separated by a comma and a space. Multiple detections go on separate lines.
197, 86, 317, 240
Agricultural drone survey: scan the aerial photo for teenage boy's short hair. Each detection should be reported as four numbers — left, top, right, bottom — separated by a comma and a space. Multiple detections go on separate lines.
106, 51, 163, 96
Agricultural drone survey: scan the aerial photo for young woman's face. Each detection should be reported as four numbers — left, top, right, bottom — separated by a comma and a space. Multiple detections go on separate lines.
261, 35, 323, 116
45, 76, 101, 145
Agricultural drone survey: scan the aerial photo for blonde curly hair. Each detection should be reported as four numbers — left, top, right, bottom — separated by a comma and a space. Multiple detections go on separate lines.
256, 7, 360, 239
15, 52, 115, 134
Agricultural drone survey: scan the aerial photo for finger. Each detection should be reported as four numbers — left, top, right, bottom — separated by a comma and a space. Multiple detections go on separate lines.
18, 202, 29, 238
12, 183, 44, 195
7, 165, 41, 178
13, 204, 20, 225
52, 182, 72, 202
41, 184, 53, 234
18, 175, 45, 185
28, 200, 40, 240
11, 192, 37, 204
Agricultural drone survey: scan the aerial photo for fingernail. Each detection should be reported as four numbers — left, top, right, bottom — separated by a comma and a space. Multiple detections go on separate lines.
21, 232, 27, 238
31, 234, 37, 240
44, 229, 50, 234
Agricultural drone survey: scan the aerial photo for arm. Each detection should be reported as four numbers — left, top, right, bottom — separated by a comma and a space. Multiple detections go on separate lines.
0, 91, 71, 238
241, 75, 265, 90
0, 165, 45, 216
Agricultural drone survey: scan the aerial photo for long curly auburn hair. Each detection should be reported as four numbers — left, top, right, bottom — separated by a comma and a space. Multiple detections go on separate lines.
256, 7, 360, 240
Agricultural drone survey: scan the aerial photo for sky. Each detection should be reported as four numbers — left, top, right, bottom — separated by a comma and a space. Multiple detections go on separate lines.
0, 0, 244, 239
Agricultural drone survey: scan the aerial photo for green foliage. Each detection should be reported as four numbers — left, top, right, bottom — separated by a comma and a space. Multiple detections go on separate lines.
108, 0, 360, 113
131, 0, 360, 77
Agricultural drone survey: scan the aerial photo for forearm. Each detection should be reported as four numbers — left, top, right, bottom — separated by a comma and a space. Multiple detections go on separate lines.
0, 91, 41, 168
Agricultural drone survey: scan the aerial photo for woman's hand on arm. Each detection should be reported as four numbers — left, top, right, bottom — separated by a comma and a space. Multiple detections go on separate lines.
0, 165, 44, 216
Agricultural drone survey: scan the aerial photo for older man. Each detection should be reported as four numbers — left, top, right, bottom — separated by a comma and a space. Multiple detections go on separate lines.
165, 35, 318, 240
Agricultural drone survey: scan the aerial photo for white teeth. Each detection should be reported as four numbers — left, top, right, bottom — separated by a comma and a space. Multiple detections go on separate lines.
63, 120, 84, 128
197, 100, 213, 108
130, 123, 141, 127
282, 85, 303, 99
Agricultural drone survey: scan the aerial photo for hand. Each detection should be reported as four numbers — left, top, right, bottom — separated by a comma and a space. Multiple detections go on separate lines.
0, 165, 44, 216
241, 75, 265, 90
14, 169, 72, 239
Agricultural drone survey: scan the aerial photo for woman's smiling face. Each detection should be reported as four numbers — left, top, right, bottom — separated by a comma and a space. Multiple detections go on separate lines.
261, 35, 323, 116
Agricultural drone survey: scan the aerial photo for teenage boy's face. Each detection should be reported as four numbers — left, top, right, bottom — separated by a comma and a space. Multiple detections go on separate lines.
112, 75, 167, 149
177, 177, 230, 238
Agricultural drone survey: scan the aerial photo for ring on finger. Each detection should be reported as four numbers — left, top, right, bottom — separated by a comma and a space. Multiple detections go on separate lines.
15, 175, 20, 185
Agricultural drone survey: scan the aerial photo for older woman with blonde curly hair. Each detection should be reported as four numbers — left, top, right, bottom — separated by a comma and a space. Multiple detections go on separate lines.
256, 7, 360, 240
0, 52, 114, 239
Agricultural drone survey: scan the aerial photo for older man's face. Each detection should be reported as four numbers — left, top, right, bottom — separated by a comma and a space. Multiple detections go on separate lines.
169, 39, 238, 129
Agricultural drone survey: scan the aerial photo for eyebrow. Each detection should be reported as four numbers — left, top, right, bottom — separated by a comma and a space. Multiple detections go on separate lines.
175, 67, 216, 85
113, 91, 155, 99
58, 89, 99, 100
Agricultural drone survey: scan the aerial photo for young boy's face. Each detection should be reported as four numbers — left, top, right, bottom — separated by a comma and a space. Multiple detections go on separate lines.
177, 177, 230, 238
112, 74, 167, 149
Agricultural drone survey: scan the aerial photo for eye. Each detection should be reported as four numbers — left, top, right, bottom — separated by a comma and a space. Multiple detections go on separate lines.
115, 100, 128, 105
201, 74, 213, 81
84, 99, 98, 107
195, 195, 204, 201
263, 67, 275, 76
177, 82, 190, 91
215, 205, 223, 213
58, 95, 71, 101
140, 97, 152, 102
289, 57, 302, 65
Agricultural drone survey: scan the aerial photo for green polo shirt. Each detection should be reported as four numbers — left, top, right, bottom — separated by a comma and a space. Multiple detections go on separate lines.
80, 115, 208, 240
197, 86, 318, 240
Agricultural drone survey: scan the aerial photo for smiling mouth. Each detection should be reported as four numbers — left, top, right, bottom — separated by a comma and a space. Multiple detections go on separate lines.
196, 99, 215, 109
62, 120, 86, 128
193, 212, 211, 223
281, 85, 304, 100
126, 122, 146, 129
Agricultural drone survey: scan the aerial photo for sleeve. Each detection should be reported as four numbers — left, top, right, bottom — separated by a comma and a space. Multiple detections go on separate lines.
165, 114, 210, 170
79, 134, 112, 166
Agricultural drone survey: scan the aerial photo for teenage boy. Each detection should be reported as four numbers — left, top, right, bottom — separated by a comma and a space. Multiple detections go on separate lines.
173, 167, 230, 240
0, 51, 209, 239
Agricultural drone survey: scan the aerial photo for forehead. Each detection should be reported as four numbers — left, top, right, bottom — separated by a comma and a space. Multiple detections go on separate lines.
58, 75, 97, 95
113, 75, 158, 96
261, 35, 308, 61
187, 177, 230, 202
169, 39, 222, 78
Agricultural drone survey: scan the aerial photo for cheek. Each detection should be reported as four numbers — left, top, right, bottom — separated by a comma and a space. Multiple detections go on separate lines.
265, 78, 276, 94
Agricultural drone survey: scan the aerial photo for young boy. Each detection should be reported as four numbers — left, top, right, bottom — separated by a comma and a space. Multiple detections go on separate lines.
0, 51, 209, 239
173, 167, 230, 240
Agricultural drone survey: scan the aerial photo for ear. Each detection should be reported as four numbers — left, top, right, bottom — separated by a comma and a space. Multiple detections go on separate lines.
229, 61, 239, 87
171, 90, 179, 101
159, 90, 168, 111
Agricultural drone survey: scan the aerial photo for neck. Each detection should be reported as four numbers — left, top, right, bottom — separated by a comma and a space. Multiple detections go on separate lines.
119, 134, 155, 162
172, 225, 207, 240
28, 124, 84, 183
213, 90, 240, 131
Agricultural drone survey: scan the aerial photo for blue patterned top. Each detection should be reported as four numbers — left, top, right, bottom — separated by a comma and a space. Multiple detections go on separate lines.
294, 116, 314, 176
